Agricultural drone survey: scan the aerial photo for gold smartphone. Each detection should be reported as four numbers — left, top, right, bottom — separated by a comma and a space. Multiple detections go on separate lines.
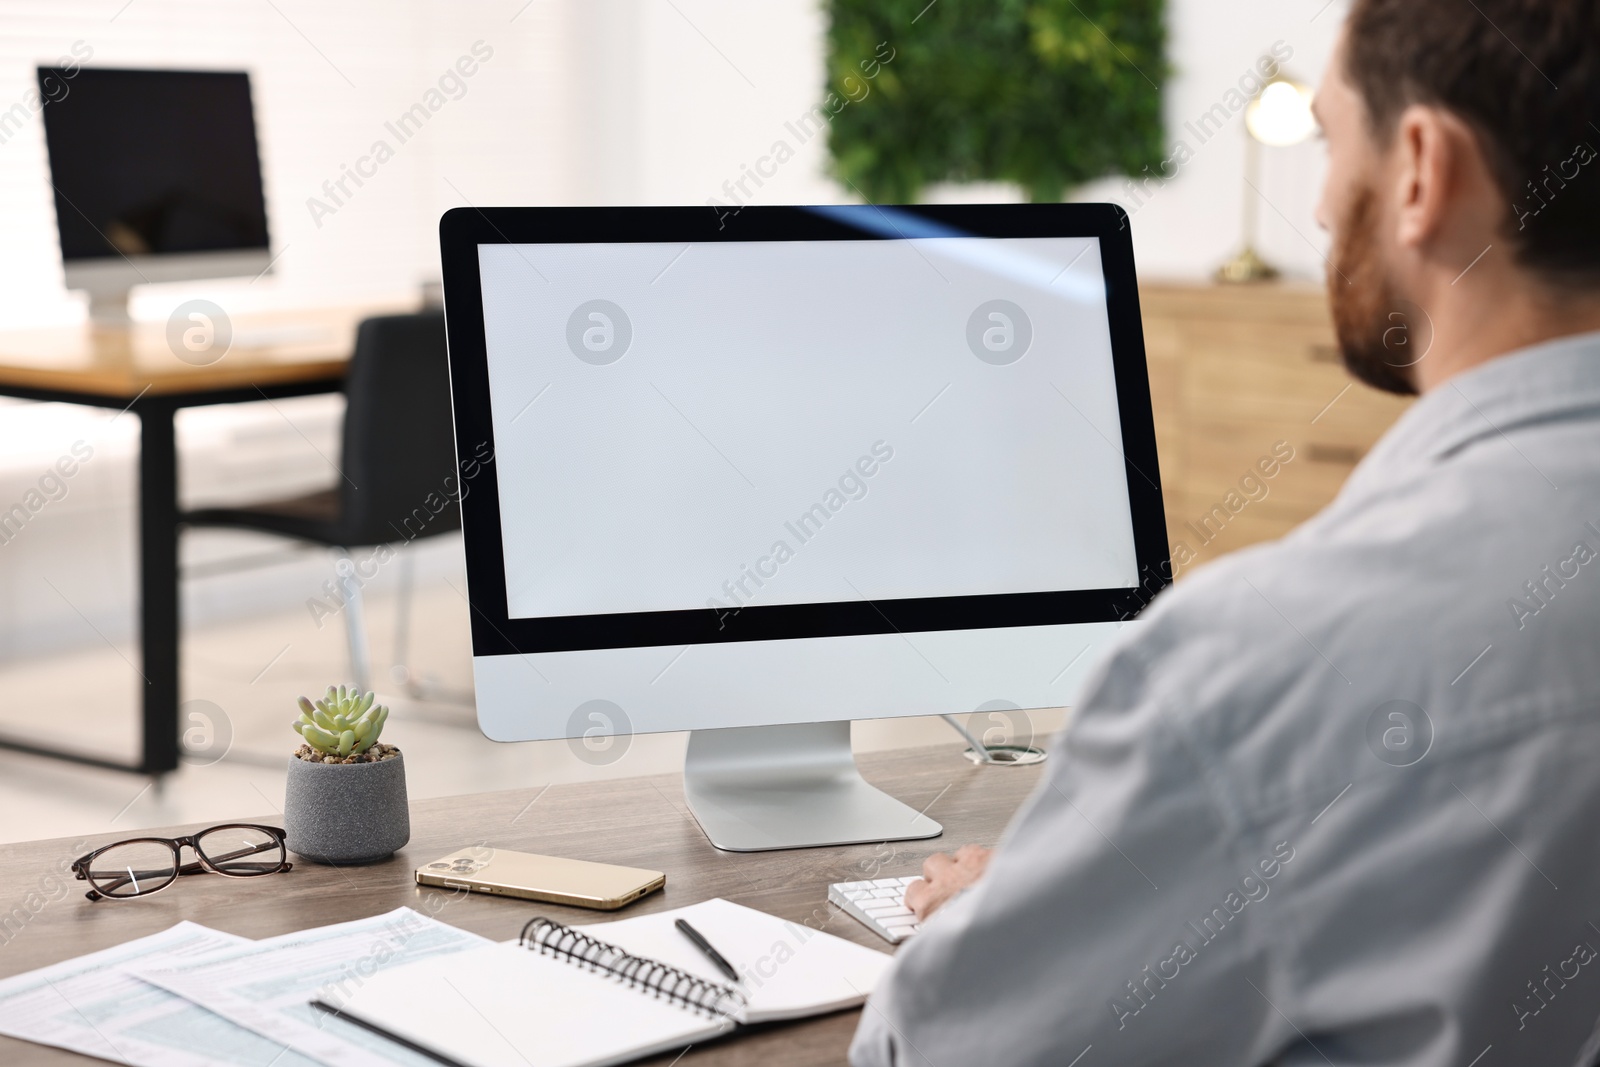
415, 847, 665, 910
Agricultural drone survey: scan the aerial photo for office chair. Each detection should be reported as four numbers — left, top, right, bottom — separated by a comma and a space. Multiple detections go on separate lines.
182, 311, 461, 694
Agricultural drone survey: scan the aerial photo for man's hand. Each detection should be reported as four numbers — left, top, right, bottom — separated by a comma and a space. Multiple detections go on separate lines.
903, 844, 993, 920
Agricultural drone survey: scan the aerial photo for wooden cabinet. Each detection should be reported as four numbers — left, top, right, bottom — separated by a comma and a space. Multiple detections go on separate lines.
1138, 283, 1413, 577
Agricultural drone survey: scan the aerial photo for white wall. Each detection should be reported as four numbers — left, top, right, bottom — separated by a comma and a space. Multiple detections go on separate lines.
0, 0, 1348, 319
1086, 0, 1346, 280
0, 0, 571, 329
599, 0, 1347, 282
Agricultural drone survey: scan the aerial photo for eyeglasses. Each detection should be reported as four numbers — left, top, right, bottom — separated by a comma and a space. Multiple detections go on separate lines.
71, 824, 292, 901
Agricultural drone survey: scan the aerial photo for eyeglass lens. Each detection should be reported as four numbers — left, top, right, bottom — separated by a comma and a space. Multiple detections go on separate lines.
194, 825, 285, 876
84, 840, 178, 899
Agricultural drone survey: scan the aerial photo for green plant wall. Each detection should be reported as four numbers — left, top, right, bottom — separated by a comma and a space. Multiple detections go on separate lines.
826, 0, 1168, 203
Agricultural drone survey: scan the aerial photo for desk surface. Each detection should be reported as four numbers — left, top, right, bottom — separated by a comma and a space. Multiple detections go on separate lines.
0, 282, 1306, 402
0, 744, 1043, 1066
0, 304, 411, 400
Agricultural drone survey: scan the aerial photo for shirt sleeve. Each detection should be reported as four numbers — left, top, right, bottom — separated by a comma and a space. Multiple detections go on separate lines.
849, 628, 1294, 1067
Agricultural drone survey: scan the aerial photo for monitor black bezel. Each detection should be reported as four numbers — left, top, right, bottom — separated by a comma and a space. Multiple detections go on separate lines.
37, 66, 271, 263
439, 204, 1170, 656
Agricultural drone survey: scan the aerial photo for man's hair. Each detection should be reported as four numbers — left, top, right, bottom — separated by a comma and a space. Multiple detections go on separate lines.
1345, 0, 1600, 284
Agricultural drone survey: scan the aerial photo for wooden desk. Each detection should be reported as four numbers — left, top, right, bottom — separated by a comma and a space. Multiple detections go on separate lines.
0, 744, 1043, 1066
0, 305, 409, 775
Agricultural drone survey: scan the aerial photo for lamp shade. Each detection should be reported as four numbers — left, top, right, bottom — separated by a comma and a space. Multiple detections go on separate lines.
1246, 79, 1317, 147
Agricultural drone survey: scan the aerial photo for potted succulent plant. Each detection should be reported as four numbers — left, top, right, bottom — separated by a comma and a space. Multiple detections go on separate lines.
284, 686, 410, 865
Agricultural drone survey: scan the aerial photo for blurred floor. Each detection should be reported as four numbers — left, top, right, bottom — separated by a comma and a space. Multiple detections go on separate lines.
0, 570, 1066, 845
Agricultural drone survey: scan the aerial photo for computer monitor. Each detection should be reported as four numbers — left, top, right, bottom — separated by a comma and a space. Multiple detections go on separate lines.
438, 204, 1169, 851
37, 67, 271, 324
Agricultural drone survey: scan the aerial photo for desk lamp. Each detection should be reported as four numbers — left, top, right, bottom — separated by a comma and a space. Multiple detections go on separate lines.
1216, 64, 1319, 283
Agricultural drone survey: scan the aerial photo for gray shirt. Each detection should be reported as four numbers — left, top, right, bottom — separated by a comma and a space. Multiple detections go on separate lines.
851, 331, 1600, 1067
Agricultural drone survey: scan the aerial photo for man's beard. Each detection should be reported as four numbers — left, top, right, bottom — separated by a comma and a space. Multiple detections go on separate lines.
1327, 187, 1423, 397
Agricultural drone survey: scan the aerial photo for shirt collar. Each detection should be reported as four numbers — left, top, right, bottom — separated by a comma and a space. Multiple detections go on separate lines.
1359, 328, 1600, 476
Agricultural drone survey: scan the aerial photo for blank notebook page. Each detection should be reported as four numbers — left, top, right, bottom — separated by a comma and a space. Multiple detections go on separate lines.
576, 898, 894, 1023
333, 941, 731, 1067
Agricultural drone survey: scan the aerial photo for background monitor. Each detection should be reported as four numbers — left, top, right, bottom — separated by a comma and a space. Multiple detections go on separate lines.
37, 67, 271, 323
439, 204, 1169, 850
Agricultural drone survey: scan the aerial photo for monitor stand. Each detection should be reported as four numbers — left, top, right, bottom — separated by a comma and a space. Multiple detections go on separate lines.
85, 288, 135, 328
683, 721, 943, 852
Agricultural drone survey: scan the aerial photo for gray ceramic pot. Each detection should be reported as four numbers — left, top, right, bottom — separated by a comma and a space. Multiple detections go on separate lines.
284, 752, 410, 865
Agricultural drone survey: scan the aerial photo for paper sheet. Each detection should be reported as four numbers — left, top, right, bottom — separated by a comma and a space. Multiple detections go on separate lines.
0, 921, 323, 1067
133, 906, 490, 1067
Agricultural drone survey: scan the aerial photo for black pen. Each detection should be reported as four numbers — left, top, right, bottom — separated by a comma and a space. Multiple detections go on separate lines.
675, 918, 740, 983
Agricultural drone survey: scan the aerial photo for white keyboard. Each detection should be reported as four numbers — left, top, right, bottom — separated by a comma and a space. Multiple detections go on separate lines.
829, 875, 922, 943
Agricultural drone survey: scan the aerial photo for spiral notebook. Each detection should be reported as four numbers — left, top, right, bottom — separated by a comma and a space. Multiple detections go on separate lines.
316, 898, 894, 1067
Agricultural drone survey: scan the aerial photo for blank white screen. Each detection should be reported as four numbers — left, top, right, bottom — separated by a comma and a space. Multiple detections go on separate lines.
478, 236, 1139, 620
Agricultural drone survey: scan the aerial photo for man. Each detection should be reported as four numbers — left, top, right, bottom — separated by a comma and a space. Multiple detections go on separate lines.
851, 1, 1600, 1064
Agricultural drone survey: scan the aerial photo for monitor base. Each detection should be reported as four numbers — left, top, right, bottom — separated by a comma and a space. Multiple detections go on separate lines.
683, 722, 944, 852
85, 288, 134, 328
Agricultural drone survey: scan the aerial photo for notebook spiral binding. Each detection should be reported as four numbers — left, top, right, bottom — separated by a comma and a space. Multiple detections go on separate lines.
520, 917, 748, 1021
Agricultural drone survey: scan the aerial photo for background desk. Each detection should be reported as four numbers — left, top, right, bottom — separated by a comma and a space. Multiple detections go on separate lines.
0, 305, 407, 776
0, 744, 1044, 1066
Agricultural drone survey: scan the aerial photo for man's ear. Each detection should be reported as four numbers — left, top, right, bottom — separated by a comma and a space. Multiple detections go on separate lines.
1391, 104, 1478, 250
